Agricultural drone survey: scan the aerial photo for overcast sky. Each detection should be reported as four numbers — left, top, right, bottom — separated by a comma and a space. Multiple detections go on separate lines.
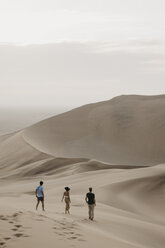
0, 0, 165, 109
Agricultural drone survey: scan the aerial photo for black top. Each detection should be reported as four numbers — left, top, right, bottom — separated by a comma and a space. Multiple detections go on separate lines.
86, 192, 95, 205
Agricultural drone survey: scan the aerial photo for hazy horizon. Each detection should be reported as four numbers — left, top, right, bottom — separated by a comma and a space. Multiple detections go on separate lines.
1, 41, 165, 110
0, 0, 165, 133
0, 0, 165, 109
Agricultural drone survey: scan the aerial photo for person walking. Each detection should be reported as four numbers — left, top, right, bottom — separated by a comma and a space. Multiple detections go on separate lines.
61, 187, 71, 214
85, 187, 96, 220
35, 181, 45, 211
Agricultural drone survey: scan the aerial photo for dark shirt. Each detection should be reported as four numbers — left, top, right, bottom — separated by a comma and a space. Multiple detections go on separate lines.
86, 192, 95, 205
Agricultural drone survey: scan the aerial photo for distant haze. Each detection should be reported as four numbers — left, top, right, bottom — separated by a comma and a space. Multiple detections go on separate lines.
0, 42, 165, 110
0, 0, 165, 109
0, 0, 165, 133
0, 107, 69, 135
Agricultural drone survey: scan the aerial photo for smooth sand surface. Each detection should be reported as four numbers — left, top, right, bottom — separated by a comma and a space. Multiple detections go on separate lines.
1, 95, 165, 248
0, 162, 165, 248
24, 94, 165, 165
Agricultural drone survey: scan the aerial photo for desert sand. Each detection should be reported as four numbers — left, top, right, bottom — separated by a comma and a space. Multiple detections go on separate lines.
0, 95, 165, 248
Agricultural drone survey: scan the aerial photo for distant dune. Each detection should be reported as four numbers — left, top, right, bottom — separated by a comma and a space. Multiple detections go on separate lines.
23, 94, 165, 165
0, 131, 141, 180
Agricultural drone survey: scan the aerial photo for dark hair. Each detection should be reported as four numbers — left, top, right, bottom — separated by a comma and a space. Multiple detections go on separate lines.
65, 187, 70, 192
40, 181, 43, 185
89, 187, 92, 192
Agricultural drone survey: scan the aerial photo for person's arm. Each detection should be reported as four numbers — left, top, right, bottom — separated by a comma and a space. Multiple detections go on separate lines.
61, 193, 64, 202
85, 194, 88, 203
94, 194, 96, 206
35, 189, 38, 197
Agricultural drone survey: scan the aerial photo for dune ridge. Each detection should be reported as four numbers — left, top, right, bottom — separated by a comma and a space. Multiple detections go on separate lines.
23, 94, 165, 165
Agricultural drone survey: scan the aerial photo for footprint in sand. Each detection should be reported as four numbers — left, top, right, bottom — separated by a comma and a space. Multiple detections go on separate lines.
0, 242, 5, 246
60, 223, 65, 226
68, 236, 86, 242
64, 231, 75, 235
0, 212, 30, 246
61, 227, 67, 230
52, 224, 85, 242
14, 233, 24, 238
14, 225, 22, 228
68, 237, 77, 240
12, 228, 18, 231
57, 232, 64, 236
0, 215, 8, 221
11, 222, 28, 237
12, 213, 19, 218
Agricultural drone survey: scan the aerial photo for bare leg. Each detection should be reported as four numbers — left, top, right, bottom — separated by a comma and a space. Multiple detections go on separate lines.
36, 199, 40, 210
68, 202, 70, 214
91, 205, 94, 220
42, 201, 45, 211
88, 205, 91, 219
65, 199, 70, 214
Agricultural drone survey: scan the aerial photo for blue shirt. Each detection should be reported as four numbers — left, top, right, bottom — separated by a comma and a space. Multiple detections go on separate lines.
36, 186, 43, 197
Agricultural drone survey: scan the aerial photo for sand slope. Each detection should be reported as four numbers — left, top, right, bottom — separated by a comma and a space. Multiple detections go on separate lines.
0, 131, 123, 180
23, 94, 165, 165
0, 131, 53, 179
0, 164, 165, 248
1, 95, 165, 248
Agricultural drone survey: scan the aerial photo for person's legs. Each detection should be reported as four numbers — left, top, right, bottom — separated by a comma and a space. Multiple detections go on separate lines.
41, 200, 45, 211
65, 198, 70, 214
88, 205, 92, 219
65, 198, 67, 214
67, 201, 70, 214
91, 204, 95, 220
36, 198, 40, 210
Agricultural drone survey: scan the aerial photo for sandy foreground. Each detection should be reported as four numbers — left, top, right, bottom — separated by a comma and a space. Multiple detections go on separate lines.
0, 163, 165, 248
1, 96, 165, 248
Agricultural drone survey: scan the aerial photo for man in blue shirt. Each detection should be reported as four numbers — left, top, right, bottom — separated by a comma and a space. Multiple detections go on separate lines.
35, 181, 45, 211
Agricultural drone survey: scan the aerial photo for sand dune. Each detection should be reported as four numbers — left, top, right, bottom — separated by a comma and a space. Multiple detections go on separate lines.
0, 164, 165, 248
1, 95, 165, 248
0, 131, 52, 179
23, 94, 165, 165
0, 129, 144, 180
97, 164, 165, 223
0, 131, 108, 179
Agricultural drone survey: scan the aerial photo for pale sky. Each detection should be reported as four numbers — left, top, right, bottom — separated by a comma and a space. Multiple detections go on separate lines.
0, 0, 165, 43
0, 0, 165, 109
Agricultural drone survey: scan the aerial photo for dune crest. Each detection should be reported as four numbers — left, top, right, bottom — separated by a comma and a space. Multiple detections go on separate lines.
23, 94, 165, 165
